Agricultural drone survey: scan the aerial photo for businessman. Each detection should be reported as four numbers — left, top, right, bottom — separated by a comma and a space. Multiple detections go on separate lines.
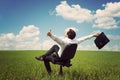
35, 28, 100, 74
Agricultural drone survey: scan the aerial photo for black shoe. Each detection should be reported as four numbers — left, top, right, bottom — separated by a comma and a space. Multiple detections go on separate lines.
35, 56, 44, 61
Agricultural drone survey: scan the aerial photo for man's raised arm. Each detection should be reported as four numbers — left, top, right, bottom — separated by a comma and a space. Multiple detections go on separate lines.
47, 29, 65, 45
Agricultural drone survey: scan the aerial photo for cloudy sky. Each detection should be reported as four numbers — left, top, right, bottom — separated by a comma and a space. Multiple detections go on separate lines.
0, 0, 120, 51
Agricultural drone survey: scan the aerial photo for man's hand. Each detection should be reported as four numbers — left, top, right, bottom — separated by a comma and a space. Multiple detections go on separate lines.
93, 32, 100, 37
47, 29, 52, 36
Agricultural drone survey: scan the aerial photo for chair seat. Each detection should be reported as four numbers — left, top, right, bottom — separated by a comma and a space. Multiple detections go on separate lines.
54, 60, 72, 67
48, 54, 72, 67
55, 61, 72, 67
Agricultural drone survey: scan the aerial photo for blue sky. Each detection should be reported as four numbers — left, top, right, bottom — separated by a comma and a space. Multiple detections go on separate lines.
0, 0, 120, 51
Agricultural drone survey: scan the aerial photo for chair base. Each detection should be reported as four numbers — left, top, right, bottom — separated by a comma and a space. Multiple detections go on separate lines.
59, 65, 63, 75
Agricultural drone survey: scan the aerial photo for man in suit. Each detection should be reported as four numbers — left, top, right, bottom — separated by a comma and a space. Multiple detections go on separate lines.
35, 28, 100, 74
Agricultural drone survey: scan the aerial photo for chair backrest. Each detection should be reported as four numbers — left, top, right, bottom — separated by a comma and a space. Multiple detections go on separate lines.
61, 44, 77, 61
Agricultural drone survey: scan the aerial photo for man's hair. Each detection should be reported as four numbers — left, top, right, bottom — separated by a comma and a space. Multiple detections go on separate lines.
67, 29, 76, 39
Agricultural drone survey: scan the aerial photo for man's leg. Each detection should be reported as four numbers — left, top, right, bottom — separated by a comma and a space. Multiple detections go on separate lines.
35, 45, 59, 61
35, 44, 59, 74
43, 54, 60, 74
43, 45, 59, 74
43, 59, 51, 74
43, 44, 59, 57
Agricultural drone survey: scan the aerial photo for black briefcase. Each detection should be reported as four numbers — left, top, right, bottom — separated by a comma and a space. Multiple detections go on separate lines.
94, 32, 110, 49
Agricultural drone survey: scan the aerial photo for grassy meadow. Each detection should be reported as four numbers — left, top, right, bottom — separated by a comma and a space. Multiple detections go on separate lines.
0, 50, 120, 80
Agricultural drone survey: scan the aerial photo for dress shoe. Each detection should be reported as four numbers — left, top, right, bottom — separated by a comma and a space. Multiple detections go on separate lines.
35, 56, 44, 61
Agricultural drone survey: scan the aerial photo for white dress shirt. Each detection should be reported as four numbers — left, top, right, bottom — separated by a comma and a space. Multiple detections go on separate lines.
50, 34, 94, 57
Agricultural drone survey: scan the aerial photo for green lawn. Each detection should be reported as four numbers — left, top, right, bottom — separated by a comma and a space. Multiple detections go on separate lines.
0, 50, 120, 80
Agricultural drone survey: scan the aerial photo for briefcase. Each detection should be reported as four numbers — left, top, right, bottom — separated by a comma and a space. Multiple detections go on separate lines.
94, 32, 110, 49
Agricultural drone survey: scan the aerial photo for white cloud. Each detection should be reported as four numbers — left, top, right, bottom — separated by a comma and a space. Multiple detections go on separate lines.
78, 44, 97, 50
54, 1, 120, 29
107, 34, 120, 40
41, 40, 55, 50
0, 25, 41, 50
55, 1, 93, 23
110, 44, 120, 51
16, 25, 41, 50
0, 33, 16, 50
0, 28, 120, 51
102, 44, 120, 51
94, 2, 120, 29
77, 43, 120, 51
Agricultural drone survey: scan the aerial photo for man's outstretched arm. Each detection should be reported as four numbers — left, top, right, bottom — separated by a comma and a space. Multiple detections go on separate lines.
47, 29, 65, 45
77, 32, 100, 44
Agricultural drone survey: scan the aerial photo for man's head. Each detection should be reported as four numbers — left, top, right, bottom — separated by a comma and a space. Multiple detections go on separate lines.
66, 29, 76, 39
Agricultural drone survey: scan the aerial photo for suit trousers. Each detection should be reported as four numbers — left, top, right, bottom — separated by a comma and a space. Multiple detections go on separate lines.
43, 45, 59, 74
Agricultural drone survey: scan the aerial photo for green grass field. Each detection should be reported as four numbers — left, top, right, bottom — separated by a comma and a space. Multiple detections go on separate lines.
0, 50, 120, 80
